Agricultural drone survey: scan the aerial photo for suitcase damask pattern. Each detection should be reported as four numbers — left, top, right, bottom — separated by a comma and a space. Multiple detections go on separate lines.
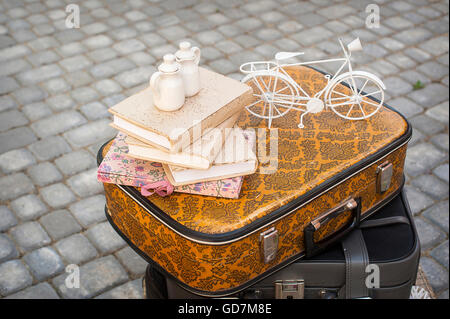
103, 66, 409, 293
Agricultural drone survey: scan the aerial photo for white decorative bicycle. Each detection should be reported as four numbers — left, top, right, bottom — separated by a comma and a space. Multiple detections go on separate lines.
240, 38, 386, 128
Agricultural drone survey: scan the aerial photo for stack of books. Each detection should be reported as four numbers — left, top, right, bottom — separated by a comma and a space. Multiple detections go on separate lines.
97, 67, 257, 199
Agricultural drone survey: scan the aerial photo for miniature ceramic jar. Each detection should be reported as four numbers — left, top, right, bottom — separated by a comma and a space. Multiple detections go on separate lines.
150, 54, 185, 112
175, 41, 201, 97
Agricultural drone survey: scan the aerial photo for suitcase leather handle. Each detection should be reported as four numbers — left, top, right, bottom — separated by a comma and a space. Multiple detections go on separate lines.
304, 197, 361, 258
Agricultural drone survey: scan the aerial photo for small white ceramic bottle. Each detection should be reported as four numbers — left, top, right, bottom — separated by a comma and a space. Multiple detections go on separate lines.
175, 41, 201, 97
150, 54, 185, 112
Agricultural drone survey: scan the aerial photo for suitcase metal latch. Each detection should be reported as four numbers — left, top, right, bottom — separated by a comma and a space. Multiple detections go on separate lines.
259, 227, 278, 264
275, 280, 305, 299
376, 161, 393, 193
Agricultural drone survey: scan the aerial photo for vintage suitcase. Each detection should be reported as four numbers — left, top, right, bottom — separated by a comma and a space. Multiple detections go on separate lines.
143, 190, 420, 299
99, 66, 412, 297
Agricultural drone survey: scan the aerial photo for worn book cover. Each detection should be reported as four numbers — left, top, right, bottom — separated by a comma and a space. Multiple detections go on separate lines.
164, 128, 257, 186
109, 67, 252, 152
97, 133, 245, 199
125, 113, 239, 170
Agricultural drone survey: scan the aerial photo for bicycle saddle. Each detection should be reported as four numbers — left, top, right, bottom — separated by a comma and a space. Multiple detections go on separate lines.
275, 51, 305, 60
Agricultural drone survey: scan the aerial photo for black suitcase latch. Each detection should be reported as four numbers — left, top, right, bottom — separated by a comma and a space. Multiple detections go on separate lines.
275, 280, 305, 299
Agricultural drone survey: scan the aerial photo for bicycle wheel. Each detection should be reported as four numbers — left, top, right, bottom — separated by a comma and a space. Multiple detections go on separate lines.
326, 74, 384, 120
242, 70, 298, 120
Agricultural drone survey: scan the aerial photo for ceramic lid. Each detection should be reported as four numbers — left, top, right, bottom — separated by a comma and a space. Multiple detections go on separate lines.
158, 54, 179, 73
175, 42, 196, 61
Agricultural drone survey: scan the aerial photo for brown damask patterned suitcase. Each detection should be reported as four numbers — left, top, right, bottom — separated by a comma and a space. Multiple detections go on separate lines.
99, 66, 412, 297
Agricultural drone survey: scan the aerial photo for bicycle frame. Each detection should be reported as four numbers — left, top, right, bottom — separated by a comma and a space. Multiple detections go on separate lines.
267, 39, 354, 110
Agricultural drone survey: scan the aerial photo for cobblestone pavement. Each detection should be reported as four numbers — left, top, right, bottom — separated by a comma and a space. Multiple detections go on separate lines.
0, 0, 448, 299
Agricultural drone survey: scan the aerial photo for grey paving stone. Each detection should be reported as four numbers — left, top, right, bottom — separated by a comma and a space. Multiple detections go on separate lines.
128, 51, 155, 66
411, 175, 449, 201
40, 183, 77, 209
404, 185, 435, 216
10, 194, 47, 221
10, 221, 51, 253
63, 119, 117, 149
56, 42, 86, 58
52, 256, 128, 299
431, 134, 449, 153
158, 25, 189, 42
102, 94, 126, 107
384, 77, 413, 96
71, 87, 100, 104
386, 53, 417, 69
433, 164, 449, 183
426, 101, 449, 125
22, 102, 52, 121
399, 70, 432, 87
5, 282, 59, 299
16, 64, 63, 85
0, 96, 17, 112
0, 260, 33, 296
0, 206, 18, 232
209, 59, 238, 75
0, 44, 30, 62
65, 70, 94, 88
23, 247, 65, 281
115, 247, 147, 276
195, 30, 224, 45
82, 35, 113, 50
90, 58, 136, 79
27, 36, 59, 51
384, 16, 414, 30
110, 27, 138, 41
31, 110, 86, 139
55, 234, 98, 265
40, 210, 82, 241
405, 143, 447, 177
28, 136, 71, 161
13, 86, 48, 105
96, 279, 143, 299
69, 195, 106, 228
393, 28, 432, 45
254, 28, 282, 42
388, 97, 424, 119
113, 39, 146, 56
66, 168, 103, 198
27, 162, 63, 187
0, 234, 19, 263
414, 217, 446, 250
404, 47, 432, 63
59, 55, 92, 73
0, 148, 35, 173
55, 150, 96, 176
419, 36, 449, 57
46, 94, 76, 112
27, 50, 60, 67
86, 222, 126, 254
139, 33, 166, 47
0, 173, 34, 201
417, 61, 448, 81
0, 76, 20, 94
408, 84, 449, 108
291, 26, 333, 47
431, 240, 449, 270
94, 79, 122, 96
420, 256, 449, 294
0, 58, 30, 77
423, 201, 449, 234
409, 115, 445, 136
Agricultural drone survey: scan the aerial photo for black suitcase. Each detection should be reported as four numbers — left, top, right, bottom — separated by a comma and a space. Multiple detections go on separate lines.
143, 189, 420, 299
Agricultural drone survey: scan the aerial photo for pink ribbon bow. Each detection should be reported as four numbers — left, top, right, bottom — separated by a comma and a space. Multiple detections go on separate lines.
140, 180, 174, 197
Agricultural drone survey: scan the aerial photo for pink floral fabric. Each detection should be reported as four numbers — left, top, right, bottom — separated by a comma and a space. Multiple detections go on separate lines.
97, 133, 244, 199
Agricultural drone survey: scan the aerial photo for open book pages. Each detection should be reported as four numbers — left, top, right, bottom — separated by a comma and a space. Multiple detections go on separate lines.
125, 113, 239, 170
164, 128, 257, 186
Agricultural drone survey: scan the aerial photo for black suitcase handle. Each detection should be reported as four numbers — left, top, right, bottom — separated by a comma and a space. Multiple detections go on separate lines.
304, 197, 361, 258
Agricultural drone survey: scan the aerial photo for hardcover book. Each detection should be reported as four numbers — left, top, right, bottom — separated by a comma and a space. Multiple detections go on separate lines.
125, 113, 239, 170
164, 128, 257, 186
97, 133, 245, 199
109, 67, 252, 153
